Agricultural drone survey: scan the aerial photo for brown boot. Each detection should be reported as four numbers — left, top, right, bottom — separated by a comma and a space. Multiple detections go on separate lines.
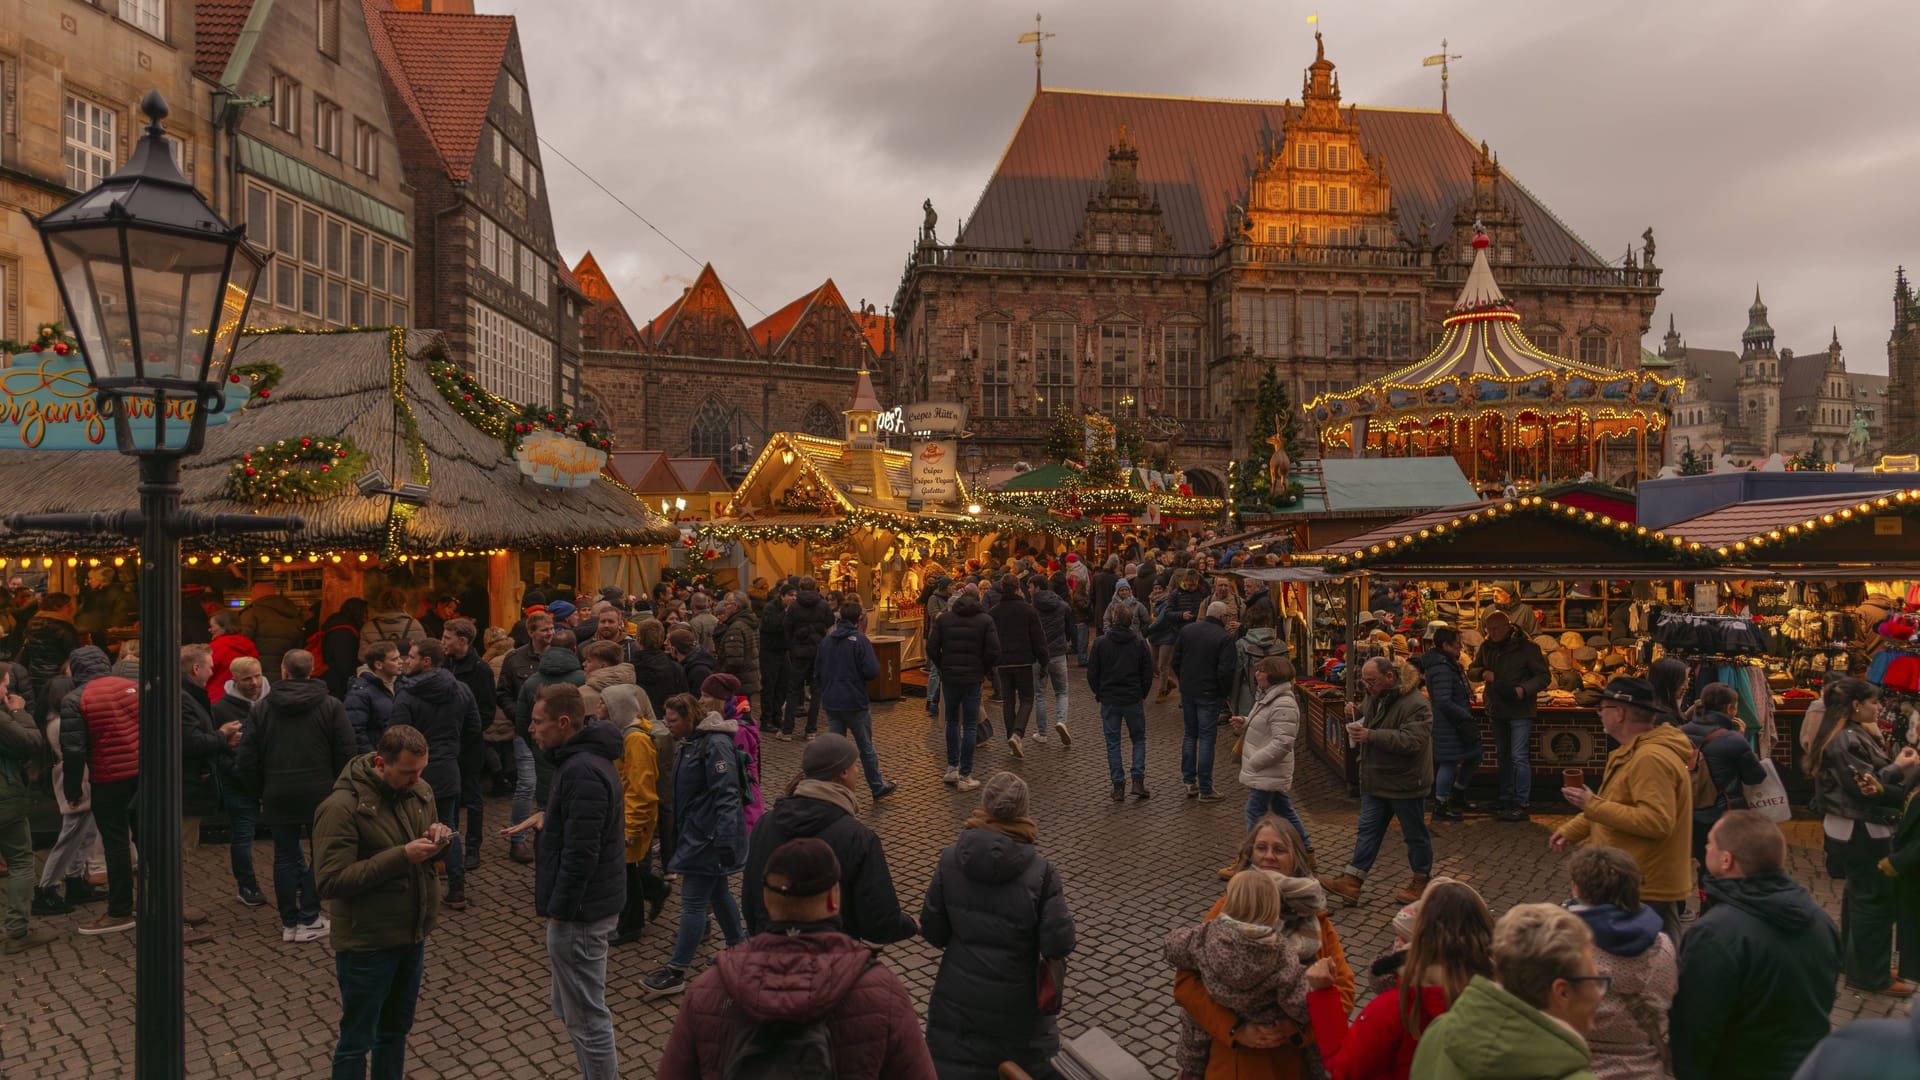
1318, 873, 1363, 906
1393, 874, 1432, 905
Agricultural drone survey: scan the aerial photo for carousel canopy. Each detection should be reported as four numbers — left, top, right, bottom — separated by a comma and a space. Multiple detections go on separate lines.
1302, 228, 1682, 458
0, 328, 676, 555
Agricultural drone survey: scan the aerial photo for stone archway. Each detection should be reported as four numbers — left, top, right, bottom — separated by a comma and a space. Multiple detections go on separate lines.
1185, 466, 1227, 497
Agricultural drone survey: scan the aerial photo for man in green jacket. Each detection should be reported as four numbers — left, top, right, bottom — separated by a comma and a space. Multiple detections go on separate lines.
1412, 903, 1603, 1080
1320, 656, 1434, 906
313, 723, 447, 1079
0, 669, 54, 954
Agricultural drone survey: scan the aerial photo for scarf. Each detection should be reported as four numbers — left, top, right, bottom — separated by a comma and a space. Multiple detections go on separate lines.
961, 808, 1038, 844
792, 777, 858, 817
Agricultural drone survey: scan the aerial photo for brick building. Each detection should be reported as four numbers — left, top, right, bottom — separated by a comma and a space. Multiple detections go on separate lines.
573, 255, 892, 478
195, 0, 416, 332
363, 0, 583, 407
887, 34, 1663, 494
1, 0, 216, 342
1663, 291, 1889, 465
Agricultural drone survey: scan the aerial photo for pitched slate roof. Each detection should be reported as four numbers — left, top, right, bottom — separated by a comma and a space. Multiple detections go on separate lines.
193, 0, 259, 82
369, 7, 513, 180
958, 87, 1604, 265
1670, 345, 1741, 404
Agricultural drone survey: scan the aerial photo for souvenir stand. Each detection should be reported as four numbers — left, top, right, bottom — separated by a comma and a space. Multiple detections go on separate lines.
980, 462, 1228, 560
1302, 226, 1683, 488
1287, 493, 1730, 791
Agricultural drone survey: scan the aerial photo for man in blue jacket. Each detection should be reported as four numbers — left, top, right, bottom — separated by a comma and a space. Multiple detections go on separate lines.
505, 683, 624, 1080
1417, 626, 1481, 822
814, 600, 896, 800
389, 638, 482, 911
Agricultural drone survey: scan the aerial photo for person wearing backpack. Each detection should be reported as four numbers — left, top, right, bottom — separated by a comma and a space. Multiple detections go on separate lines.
658, 836, 935, 1079
1681, 682, 1767, 877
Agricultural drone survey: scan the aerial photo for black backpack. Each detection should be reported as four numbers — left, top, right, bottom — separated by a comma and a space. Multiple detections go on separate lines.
721, 956, 877, 1080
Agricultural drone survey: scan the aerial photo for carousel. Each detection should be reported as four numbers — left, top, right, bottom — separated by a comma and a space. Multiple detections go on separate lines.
1303, 227, 1683, 486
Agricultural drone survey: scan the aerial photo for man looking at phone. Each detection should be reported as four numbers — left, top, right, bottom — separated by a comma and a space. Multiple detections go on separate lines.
314, 723, 446, 1080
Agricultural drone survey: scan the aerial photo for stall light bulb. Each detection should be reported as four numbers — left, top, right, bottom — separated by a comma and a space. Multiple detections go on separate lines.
66, 558, 77, 568
358, 554, 369, 563
40, 558, 51, 568
113, 557, 125, 567
187, 556, 199, 566
211, 556, 223, 565
88, 558, 100, 568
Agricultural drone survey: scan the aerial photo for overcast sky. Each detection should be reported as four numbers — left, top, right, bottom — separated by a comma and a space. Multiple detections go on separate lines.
494, 0, 1916, 373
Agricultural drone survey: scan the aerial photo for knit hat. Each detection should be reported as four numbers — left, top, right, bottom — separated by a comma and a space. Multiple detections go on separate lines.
547, 600, 577, 621
1114, 579, 1133, 592
699, 672, 741, 701
801, 732, 860, 780
981, 771, 1030, 821
524, 590, 548, 609
762, 837, 841, 898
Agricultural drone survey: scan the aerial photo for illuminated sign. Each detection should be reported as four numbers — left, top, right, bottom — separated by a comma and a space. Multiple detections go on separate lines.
0, 350, 244, 451
514, 430, 609, 489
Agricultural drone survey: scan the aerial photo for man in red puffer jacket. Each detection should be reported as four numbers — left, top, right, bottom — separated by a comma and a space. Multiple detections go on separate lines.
658, 837, 934, 1079
58, 645, 141, 936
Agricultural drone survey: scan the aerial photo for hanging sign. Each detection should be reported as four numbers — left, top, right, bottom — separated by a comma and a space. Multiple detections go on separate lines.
0, 350, 245, 451
906, 401, 967, 435
911, 439, 959, 501
514, 429, 608, 489
875, 406, 907, 435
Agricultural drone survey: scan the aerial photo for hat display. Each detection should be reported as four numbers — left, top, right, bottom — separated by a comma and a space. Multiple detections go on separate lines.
1600, 676, 1658, 712
1558, 631, 1585, 650
1460, 630, 1485, 650
1549, 651, 1574, 671
762, 837, 841, 898
1585, 635, 1608, 649
801, 732, 861, 780
1422, 620, 1451, 640
1573, 646, 1599, 664
1532, 634, 1559, 653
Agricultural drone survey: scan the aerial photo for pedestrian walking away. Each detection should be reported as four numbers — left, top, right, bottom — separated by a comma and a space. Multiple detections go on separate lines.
1086, 603, 1153, 801
1030, 579, 1075, 748
1172, 601, 1238, 801
814, 600, 897, 800
642, 692, 748, 999
927, 584, 999, 791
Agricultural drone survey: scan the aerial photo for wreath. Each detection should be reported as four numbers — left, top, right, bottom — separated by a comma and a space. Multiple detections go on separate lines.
229, 361, 284, 402
0, 322, 78, 358
506, 402, 612, 454
227, 435, 370, 503
428, 357, 509, 437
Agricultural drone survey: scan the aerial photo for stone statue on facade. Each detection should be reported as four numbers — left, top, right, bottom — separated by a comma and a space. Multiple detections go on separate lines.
921, 199, 938, 244
1641, 227, 1656, 268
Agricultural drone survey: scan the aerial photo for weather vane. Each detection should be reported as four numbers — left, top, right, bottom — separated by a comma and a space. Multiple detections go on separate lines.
1423, 39, 1464, 115
1017, 13, 1055, 95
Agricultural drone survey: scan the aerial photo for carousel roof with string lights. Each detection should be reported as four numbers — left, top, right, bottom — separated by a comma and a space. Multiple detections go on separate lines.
1302, 227, 1682, 453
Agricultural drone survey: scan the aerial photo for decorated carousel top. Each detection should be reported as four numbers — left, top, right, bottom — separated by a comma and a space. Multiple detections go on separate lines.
1302, 227, 1682, 442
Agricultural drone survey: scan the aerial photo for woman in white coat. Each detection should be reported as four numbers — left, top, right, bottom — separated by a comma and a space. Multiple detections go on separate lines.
1231, 655, 1313, 857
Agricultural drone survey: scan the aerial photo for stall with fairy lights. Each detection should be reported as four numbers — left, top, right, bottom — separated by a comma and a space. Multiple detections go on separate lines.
1303, 227, 1683, 487
0, 326, 675, 628
976, 462, 1229, 555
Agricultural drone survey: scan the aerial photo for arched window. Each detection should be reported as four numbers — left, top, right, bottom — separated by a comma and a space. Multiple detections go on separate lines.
690, 397, 733, 460
801, 402, 837, 438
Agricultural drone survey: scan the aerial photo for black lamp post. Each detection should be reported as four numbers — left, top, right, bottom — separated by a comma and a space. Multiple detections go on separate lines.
11, 91, 301, 1080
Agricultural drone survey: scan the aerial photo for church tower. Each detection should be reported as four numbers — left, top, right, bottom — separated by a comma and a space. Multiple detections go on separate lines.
1889, 267, 1920, 444
1737, 287, 1782, 451
1660, 314, 1683, 361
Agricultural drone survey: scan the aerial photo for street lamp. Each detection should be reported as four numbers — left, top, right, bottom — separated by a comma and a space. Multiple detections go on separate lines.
12, 91, 300, 1080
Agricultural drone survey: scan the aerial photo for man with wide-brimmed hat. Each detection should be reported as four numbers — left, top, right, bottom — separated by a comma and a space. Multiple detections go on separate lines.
1550, 675, 1696, 943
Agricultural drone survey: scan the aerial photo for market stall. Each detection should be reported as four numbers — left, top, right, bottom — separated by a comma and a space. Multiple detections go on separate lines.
979, 461, 1229, 559
1302, 227, 1682, 486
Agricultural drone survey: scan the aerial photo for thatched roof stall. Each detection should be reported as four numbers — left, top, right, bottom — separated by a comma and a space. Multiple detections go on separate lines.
0, 328, 675, 556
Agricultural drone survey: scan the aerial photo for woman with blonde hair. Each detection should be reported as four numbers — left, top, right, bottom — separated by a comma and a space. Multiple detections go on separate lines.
1165, 870, 1311, 1080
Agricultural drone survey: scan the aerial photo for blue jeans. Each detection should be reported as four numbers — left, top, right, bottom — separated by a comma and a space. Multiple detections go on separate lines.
1034, 656, 1070, 731
826, 709, 886, 793
1100, 703, 1146, 786
1245, 789, 1313, 851
511, 736, 537, 826
669, 871, 743, 971
1434, 743, 1485, 802
1180, 696, 1223, 793
1492, 715, 1533, 807
270, 823, 321, 928
434, 795, 464, 888
942, 680, 982, 776
925, 664, 942, 715
547, 914, 619, 1080
331, 942, 424, 1080
1347, 794, 1433, 878
220, 782, 260, 892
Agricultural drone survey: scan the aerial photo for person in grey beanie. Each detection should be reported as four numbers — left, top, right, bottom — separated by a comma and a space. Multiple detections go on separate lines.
921, 771, 1076, 1078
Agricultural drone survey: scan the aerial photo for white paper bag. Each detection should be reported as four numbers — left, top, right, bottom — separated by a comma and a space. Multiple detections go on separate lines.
1744, 758, 1792, 823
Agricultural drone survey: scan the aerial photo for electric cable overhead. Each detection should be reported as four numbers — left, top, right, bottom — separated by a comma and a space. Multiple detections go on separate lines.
536, 134, 768, 319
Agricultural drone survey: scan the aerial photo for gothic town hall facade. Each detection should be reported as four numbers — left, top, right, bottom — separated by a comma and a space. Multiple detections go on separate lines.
886, 36, 1663, 495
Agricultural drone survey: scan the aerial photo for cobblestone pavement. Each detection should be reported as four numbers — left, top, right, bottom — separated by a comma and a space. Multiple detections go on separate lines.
2, 686, 1906, 1078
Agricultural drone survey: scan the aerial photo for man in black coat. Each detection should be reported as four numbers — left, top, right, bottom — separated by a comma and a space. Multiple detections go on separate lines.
1088, 557, 1120, 652
739, 734, 917, 943
441, 618, 494, 868
504, 683, 625, 1079
1418, 627, 1481, 822
1171, 601, 1237, 801
1087, 604, 1155, 801
926, 586, 1000, 791
1466, 609, 1551, 821
756, 585, 790, 733
390, 638, 481, 910
780, 578, 834, 739
234, 649, 356, 941
989, 576, 1048, 758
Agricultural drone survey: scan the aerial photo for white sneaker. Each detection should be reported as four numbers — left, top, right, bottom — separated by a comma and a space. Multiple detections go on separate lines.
943, 766, 960, 784
291, 915, 330, 943
1032, 732, 1050, 746
1008, 734, 1024, 758
1055, 723, 1072, 747
281, 925, 293, 943
956, 776, 982, 792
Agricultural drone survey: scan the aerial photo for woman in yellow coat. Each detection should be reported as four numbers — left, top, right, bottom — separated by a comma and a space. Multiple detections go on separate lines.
605, 683, 671, 944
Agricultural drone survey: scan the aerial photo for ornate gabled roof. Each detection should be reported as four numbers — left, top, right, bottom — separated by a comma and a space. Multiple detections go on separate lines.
643, 265, 761, 360
369, 5, 514, 181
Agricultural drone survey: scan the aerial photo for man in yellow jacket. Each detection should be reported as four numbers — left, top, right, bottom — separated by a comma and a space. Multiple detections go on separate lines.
1550, 675, 1695, 943
604, 683, 670, 945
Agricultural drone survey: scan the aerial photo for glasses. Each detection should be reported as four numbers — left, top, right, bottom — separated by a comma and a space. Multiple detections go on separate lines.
1565, 974, 1613, 995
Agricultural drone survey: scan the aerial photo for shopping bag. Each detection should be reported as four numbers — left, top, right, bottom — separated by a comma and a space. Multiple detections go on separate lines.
1744, 758, 1792, 823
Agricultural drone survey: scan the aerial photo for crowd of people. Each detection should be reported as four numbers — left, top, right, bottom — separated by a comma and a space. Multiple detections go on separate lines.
2, 549, 1918, 1080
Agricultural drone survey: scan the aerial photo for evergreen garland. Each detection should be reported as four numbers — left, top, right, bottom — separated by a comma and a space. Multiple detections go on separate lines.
505, 402, 613, 455
427, 357, 509, 437
227, 435, 369, 503
0, 322, 78, 358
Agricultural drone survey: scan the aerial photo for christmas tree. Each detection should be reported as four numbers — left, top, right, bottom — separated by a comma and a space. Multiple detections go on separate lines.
1678, 447, 1711, 476
1045, 405, 1084, 463
1235, 367, 1298, 505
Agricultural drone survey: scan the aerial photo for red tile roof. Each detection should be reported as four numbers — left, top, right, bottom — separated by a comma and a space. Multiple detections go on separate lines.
555, 259, 585, 298
961, 87, 1603, 266
194, 0, 259, 82
607, 450, 679, 492
669, 458, 730, 493
371, 8, 513, 180
748, 283, 825, 353
854, 310, 891, 357
644, 264, 755, 354
1659, 491, 1908, 548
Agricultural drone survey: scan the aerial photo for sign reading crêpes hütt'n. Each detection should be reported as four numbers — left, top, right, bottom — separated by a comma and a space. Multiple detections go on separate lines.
911, 438, 959, 502
906, 401, 967, 436
514, 429, 609, 489
0, 350, 244, 451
